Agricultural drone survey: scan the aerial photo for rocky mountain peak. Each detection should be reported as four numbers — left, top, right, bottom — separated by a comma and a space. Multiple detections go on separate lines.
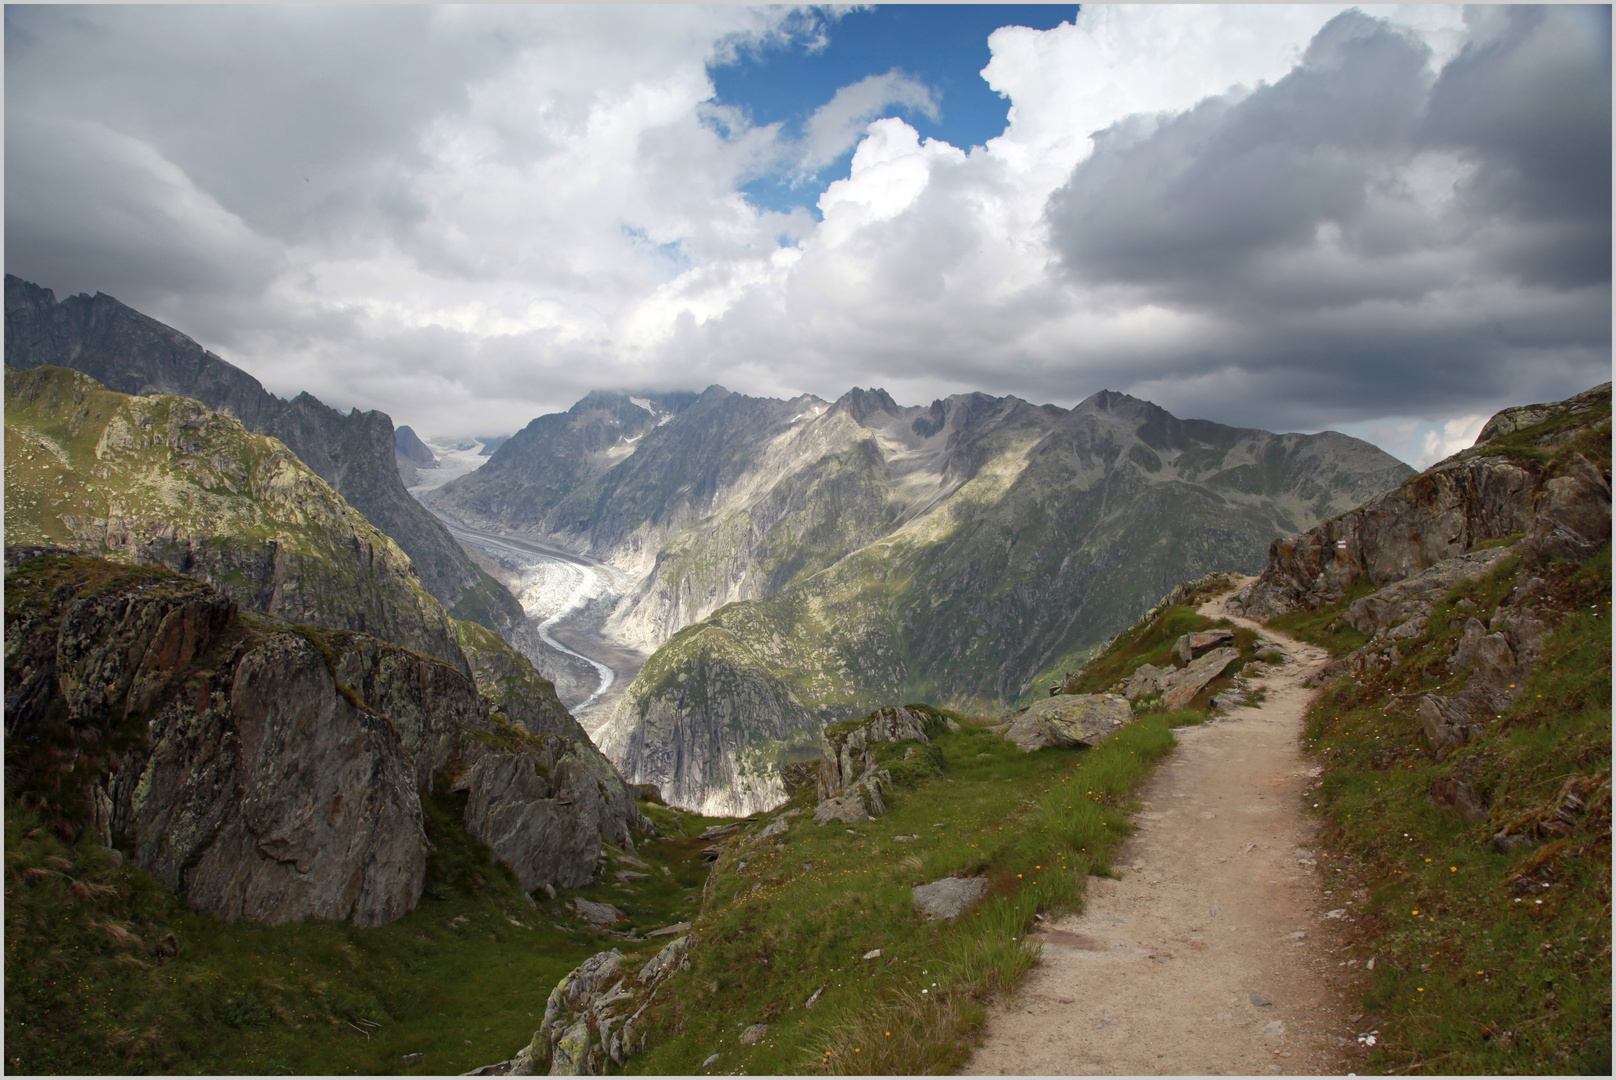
834, 386, 903, 425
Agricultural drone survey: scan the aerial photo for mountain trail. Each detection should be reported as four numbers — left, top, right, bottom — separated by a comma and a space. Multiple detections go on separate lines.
962, 578, 1364, 1076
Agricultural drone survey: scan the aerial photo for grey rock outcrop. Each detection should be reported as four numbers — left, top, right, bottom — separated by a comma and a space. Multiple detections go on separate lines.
1232, 382, 1611, 622
493, 935, 697, 1075
1003, 695, 1133, 752
457, 736, 640, 892
912, 875, 989, 920
1122, 663, 1170, 701
811, 705, 938, 825
5, 550, 648, 926
118, 632, 430, 927
818, 705, 932, 798
1173, 629, 1234, 663
1162, 647, 1240, 710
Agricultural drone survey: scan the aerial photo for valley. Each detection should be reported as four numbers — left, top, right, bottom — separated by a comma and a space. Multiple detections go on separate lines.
3, 273, 1606, 1075
431, 513, 644, 727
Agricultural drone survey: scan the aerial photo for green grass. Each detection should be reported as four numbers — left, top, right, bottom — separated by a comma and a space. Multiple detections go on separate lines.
1060, 605, 1209, 693
1296, 544, 1610, 1075
622, 707, 1181, 1074
3, 788, 728, 1075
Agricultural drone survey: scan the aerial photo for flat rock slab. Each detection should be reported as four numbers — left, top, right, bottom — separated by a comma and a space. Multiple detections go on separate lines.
1005, 695, 1132, 752
912, 875, 988, 920
1174, 629, 1235, 664
570, 897, 626, 926
1161, 646, 1239, 711
964, 582, 1362, 1077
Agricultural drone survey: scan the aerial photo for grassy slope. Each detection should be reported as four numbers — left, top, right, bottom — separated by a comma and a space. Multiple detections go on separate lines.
1259, 400, 1613, 1075
3, 788, 730, 1076
1286, 546, 1611, 1076
4, 569, 1225, 1076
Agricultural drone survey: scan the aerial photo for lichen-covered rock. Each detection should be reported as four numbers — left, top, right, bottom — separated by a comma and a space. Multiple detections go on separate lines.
1522, 451, 1611, 565
1003, 694, 1132, 752
116, 632, 428, 927
499, 936, 698, 1076
818, 705, 932, 799
1232, 383, 1609, 622
1161, 647, 1240, 711
1344, 549, 1514, 638
1172, 629, 1234, 664
456, 743, 613, 892
5, 550, 648, 926
813, 772, 892, 825
1122, 662, 1170, 701
912, 875, 988, 920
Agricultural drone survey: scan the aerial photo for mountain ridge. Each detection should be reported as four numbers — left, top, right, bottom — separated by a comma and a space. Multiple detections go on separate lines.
4, 274, 524, 634
436, 379, 1414, 814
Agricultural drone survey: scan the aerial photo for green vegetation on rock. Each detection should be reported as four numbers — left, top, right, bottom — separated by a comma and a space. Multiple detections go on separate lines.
5, 365, 467, 672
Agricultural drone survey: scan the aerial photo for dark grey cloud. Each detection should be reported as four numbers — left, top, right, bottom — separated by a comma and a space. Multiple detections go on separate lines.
4, 5, 506, 247
1045, 6, 1611, 427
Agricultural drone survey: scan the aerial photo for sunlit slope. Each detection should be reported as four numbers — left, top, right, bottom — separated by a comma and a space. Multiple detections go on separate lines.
5, 365, 467, 671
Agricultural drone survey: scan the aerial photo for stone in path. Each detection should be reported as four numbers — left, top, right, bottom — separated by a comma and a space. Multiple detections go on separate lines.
962, 582, 1364, 1077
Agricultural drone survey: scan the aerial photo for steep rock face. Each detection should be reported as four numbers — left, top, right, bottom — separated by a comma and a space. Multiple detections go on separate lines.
5, 551, 646, 925
395, 424, 436, 485
4, 275, 523, 632
6, 365, 469, 674
1232, 383, 1611, 621
430, 388, 700, 533
455, 723, 642, 892
117, 631, 430, 927
599, 623, 819, 816
452, 620, 645, 883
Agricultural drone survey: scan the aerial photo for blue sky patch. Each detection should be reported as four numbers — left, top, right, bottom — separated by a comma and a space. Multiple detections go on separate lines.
712, 5, 1077, 214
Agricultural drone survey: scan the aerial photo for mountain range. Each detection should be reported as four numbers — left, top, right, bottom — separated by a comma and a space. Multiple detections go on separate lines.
4, 275, 1417, 816
431, 383, 1414, 813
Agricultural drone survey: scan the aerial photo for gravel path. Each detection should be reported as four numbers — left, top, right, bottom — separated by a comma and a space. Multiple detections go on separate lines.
962, 581, 1364, 1076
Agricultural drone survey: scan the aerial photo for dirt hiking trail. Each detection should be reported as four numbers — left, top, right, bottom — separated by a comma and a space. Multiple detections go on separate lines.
963, 579, 1366, 1076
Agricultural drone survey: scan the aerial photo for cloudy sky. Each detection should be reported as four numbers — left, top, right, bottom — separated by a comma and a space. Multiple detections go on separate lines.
6, 4, 1610, 467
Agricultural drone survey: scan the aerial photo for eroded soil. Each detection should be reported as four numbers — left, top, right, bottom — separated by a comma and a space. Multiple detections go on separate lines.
963, 582, 1368, 1076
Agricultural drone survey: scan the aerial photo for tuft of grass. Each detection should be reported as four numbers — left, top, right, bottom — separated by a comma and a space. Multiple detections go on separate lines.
623, 709, 1179, 1074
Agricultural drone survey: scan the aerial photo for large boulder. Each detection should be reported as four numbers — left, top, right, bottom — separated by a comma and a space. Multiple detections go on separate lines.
1003, 695, 1132, 752
1162, 647, 1240, 710
1121, 662, 1171, 701
1173, 629, 1234, 664
912, 875, 988, 920
115, 632, 428, 927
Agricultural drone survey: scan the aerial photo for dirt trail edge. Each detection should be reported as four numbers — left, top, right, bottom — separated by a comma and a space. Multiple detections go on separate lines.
963, 579, 1364, 1076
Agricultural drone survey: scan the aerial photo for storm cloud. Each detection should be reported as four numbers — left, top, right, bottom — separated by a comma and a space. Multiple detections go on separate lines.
1045, 6, 1610, 425
4, 5, 1608, 467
